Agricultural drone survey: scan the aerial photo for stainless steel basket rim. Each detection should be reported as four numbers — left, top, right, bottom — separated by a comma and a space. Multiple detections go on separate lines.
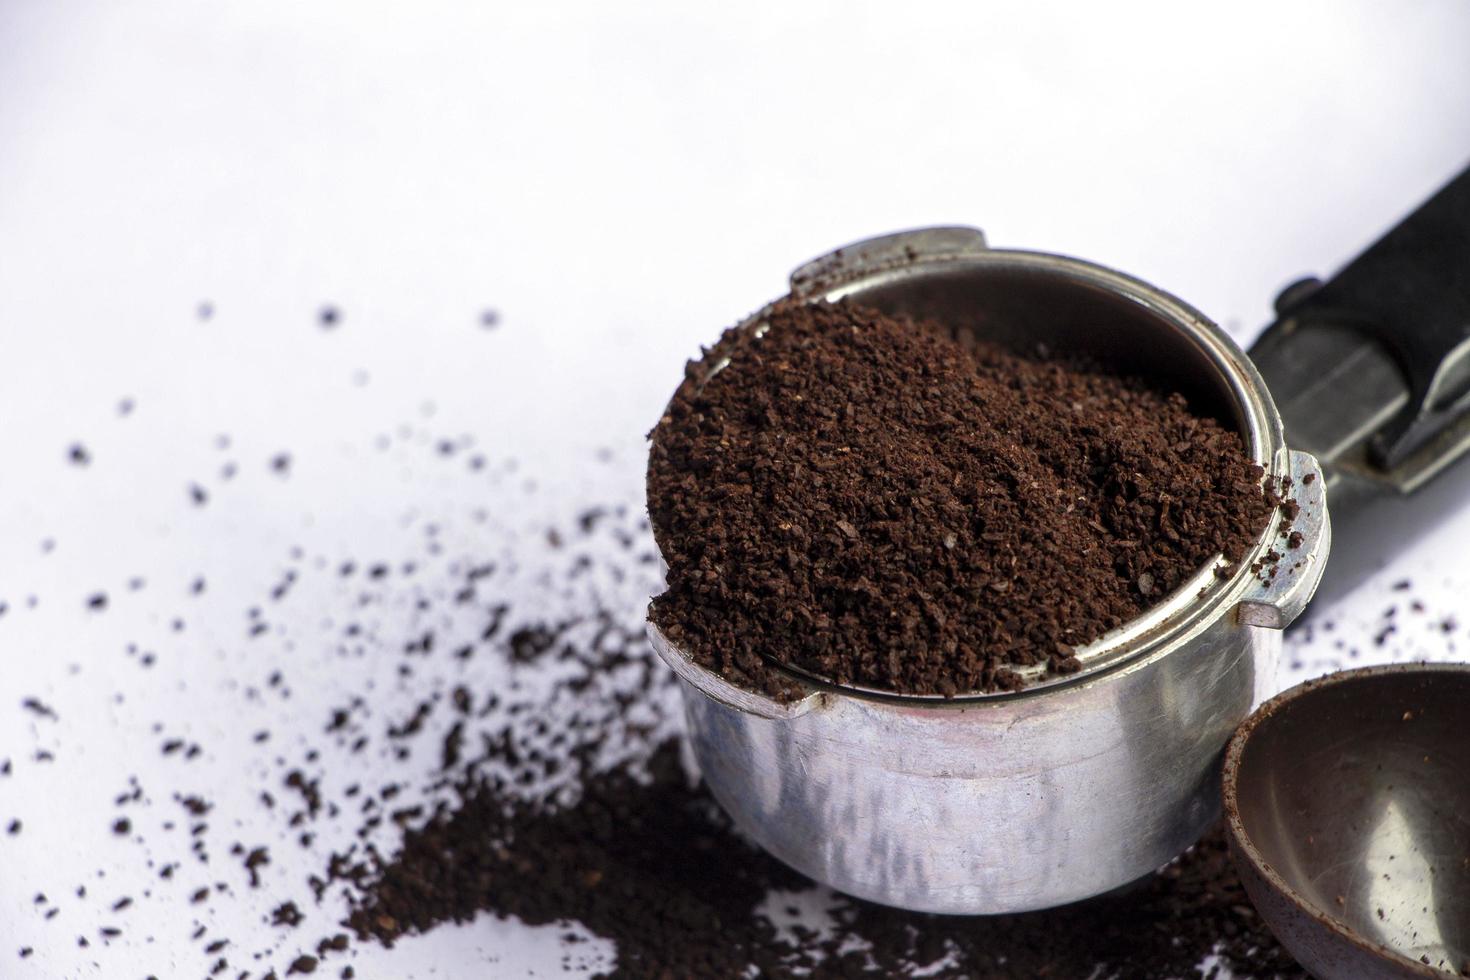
656, 244, 1294, 705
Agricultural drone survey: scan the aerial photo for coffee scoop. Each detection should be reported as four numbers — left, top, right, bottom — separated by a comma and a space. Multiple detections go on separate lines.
1223, 664, 1470, 979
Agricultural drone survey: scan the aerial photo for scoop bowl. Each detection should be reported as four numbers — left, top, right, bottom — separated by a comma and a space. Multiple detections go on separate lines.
1223, 663, 1470, 978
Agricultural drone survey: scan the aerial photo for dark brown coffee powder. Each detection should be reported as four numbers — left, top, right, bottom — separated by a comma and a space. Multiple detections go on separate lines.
7, 293, 1341, 978
649, 298, 1273, 696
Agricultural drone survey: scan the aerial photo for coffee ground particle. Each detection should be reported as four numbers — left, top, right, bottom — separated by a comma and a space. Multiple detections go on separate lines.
272, 901, 305, 928
20, 698, 57, 720
287, 953, 318, 974
649, 298, 1273, 696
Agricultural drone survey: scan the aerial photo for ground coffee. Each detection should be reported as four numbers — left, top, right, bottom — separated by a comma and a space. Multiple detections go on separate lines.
341, 735, 1305, 979
648, 298, 1274, 696
24, 297, 1447, 978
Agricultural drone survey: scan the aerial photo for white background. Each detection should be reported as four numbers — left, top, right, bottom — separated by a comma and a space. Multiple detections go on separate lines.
2, 2, 1469, 977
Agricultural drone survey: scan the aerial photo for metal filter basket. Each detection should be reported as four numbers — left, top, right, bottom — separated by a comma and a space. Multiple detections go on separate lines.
647, 227, 1331, 915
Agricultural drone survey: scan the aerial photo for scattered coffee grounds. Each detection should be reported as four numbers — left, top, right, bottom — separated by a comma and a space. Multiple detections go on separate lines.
9, 294, 1462, 979
336, 733, 1303, 979
9, 451, 1316, 977
649, 298, 1273, 696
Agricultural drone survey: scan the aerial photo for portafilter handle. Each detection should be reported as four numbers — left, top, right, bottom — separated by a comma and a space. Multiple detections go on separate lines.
1249, 163, 1470, 611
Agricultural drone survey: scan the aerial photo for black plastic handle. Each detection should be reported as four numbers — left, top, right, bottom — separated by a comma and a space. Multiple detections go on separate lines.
1250, 162, 1470, 611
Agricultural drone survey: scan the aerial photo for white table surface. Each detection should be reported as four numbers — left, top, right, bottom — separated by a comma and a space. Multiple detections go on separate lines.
3, 2, 1469, 976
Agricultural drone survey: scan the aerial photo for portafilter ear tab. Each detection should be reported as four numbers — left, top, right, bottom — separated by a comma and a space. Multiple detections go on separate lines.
1236, 449, 1330, 630
787, 226, 991, 300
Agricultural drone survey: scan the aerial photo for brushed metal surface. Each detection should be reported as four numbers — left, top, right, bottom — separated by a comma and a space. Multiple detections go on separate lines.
655, 614, 1270, 914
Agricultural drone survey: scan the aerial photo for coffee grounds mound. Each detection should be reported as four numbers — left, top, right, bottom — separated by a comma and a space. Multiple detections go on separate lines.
338, 737, 1303, 980
649, 298, 1273, 696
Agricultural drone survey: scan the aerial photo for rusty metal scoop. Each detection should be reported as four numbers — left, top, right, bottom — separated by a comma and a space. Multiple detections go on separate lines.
1223, 664, 1470, 979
